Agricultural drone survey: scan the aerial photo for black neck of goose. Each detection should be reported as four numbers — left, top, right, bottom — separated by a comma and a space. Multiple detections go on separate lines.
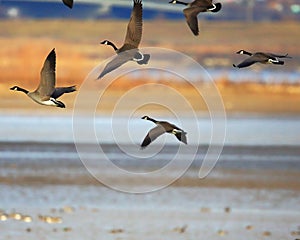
242, 50, 252, 56
107, 41, 118, 52
147, 117, 158, 123
173, 1, 188, 6
15, 87, 29, 94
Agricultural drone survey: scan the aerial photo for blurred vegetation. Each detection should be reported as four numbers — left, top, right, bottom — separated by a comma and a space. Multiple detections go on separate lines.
0, 20, 299, 85
0, 20, 299, 114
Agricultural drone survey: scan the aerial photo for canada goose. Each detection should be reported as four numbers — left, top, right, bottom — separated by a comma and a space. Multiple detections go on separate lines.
169, 0, 222, 36
141, 116, 187, 148
233, 50, 292, 68
98, 0, 150, 79
10, 49, 76, 108
62, 0, 73, 8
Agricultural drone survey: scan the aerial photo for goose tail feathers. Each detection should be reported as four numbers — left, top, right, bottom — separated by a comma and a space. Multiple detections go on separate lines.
272, 60, 284, 65
211, 3, 222, 12
137, 54, 150, 65
55, 100, 66, 108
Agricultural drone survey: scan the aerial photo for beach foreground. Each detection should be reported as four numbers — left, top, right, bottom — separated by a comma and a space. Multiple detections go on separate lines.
1, 142, 300, 240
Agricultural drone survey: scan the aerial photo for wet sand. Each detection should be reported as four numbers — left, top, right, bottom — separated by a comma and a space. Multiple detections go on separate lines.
1, 142, 300, 239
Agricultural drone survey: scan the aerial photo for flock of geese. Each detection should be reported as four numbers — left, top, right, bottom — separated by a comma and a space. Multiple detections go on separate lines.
10, 0, 292, 148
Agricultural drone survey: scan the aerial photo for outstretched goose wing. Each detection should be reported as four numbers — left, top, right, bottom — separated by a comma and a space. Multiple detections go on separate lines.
268, 53, 292, 59
51, 86, 76, 99
124, 0, 143, 48
141, 125, 166, 148
97, 55, 129, 79
36, 48, 56, 98
183, 7, 206, 36
233, 58, 257, 68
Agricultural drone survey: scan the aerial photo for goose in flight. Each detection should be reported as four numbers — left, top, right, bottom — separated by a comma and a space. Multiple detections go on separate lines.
233, 50, 292, 68
169, 0, 222, 36
62, 0, 73, 9
10, 49, 76, 108
140, 116, 187, 148
98, 0, 150, 79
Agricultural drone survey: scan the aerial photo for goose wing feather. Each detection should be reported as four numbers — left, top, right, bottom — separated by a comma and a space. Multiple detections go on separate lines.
36, 49, 56, 98
267, 53, 292, 58
51, 86, 76, 99
98, 55, 129, 79
235, 53, 271, 68
141, 125, 166, 148
183, 7, 206, 36
124, 0, 143, 48
62, 0, 73, 8
175, 131, 187, 144
234, 57, 259, 68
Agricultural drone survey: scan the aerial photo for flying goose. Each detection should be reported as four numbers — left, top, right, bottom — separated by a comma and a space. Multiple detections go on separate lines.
169, 0, 222, 36
233, 50, 292, 68
62, 0, 73, 9
98, 0, 150, 79
10, 48, 76, 108
141, 116, 187, 148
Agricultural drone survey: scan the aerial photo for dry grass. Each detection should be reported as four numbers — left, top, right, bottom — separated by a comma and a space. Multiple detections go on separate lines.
0, 20, 299, 114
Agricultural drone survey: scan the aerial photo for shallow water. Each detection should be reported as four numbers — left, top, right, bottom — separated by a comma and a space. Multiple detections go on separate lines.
1, 114, 300, 145
1, 114, 300, 239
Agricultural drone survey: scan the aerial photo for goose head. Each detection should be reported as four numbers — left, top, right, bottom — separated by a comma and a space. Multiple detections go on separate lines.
141, 115, 150, 120
10, 86, 29, 94
100, 40, 110, 45
236, 50, 252, 56
10, 86, 27, 92
236, 50, 245, 55
10, 86, 22, 91
169, 0, 177, 4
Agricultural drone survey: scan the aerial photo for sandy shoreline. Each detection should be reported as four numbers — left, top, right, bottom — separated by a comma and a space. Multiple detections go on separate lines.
1, 181, 300, 240
1, 142, 300, 239
1, 200, 299, 240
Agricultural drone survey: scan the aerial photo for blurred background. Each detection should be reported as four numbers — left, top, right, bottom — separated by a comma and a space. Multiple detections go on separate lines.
0, 1, 300, 239
0, 0, 300, 113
